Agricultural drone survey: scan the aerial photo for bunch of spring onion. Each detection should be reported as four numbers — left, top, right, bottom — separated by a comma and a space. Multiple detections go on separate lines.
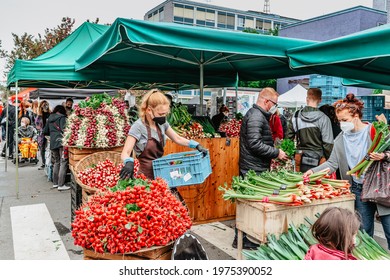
243, 217, 390, 260
219, 169, 351, 205
219, 169, 331, 206
347, 121, 390, 178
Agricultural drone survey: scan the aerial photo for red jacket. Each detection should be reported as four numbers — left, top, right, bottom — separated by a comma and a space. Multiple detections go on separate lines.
269, 114, 284, 141
304, 244, 357, 260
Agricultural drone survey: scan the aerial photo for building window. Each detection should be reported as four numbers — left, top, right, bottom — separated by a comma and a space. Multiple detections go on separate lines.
244, 17, 254, 29
263, 20, 272, 30
196, 7, 215, 26
174, 4, 194, 24
217, 11, 234, 29
256, 19, 263, 30
147, 7, 164, 22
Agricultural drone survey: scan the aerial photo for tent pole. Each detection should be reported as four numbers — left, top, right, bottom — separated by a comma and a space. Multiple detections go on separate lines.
15, 82, 19, 199
4, 90, 9, 172
199, 52, 204, 115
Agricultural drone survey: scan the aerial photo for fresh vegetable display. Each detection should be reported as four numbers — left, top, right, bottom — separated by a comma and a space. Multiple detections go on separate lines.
219, 169, 351, 206
167, 104, 207, 139
218, 118, 242, 138
63, 93, 131, 148
243, 216, 390, 260
271, 139, 296, 171
72, 177, 192, 254
77, 159, 139, 191
194, 117, 218, 138
347, 121, 390, 178
277, 139, 296, 158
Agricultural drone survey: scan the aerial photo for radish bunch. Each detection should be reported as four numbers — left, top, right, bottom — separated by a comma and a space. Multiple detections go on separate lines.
63, 95, 131, 148
72, 177, 192, 254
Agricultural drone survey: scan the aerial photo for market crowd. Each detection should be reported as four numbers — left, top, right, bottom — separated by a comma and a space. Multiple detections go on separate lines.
0, 97, 75, 191
226, 86, 390, 259
1, 87, 389, 260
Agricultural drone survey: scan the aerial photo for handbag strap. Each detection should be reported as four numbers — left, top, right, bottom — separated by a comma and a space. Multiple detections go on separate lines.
53, 121, 62, 132
294, 110, 301, 147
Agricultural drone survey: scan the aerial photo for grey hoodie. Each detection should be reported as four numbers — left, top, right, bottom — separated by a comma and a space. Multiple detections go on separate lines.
287, 106, 334, 159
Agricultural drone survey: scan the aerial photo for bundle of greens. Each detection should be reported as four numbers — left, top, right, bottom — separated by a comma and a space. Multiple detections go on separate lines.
243, 216, 390, 260
277, 139, 296, 158
78, 93, 113, 109
347, 121, 390, 178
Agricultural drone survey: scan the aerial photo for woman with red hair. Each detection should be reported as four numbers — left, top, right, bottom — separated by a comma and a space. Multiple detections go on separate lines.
304, 93, 390, 250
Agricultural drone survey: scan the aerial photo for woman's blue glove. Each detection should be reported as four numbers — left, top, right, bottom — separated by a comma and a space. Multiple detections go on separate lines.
189, 140, 208, 157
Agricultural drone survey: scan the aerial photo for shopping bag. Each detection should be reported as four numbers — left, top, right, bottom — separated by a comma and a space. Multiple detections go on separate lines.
362, 160, 390, 207
171, 232, 208, 260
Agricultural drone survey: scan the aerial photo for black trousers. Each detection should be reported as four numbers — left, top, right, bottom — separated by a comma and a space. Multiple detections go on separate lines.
2, 126, 15, 156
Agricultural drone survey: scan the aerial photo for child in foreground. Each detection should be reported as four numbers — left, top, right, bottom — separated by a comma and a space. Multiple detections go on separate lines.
305, 207, 360, 260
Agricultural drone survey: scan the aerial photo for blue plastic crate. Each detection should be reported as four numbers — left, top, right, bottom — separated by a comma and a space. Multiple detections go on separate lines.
152, 151, 212, 188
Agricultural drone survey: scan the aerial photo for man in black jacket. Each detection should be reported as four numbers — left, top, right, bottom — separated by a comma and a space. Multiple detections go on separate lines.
233, 87, 288, 249
0, 102, 17, 159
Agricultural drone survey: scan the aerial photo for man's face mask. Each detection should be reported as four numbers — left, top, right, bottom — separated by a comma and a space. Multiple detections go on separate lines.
269, 104, 278, 114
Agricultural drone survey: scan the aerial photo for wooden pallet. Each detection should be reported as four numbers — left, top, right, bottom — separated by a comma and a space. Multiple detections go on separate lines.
83, 243, 173, 260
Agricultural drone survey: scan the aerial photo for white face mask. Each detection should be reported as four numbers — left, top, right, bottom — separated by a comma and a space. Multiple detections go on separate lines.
269, 104, 278, 115
340, 121, 354, 132
21, 122, 26, 127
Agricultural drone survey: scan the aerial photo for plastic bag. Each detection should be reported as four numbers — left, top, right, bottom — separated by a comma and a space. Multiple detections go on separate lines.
362, 160, 390, 207
171, 232, 208, 260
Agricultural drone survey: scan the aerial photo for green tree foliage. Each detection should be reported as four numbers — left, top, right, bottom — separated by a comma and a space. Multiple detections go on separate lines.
239, 79, 276, 89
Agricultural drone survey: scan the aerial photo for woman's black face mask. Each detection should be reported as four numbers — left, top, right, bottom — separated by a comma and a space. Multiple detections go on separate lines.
153, 116, 166, 125
151, 109, 166, 125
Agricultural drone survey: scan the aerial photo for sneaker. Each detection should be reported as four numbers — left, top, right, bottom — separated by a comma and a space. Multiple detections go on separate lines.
58, 185, 71, 191
52, 185, 58, 189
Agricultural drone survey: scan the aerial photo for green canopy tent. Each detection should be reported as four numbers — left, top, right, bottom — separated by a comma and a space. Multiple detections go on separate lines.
287, 24, 390, 87
5, 22, 115, 197
342, 78, 390, 90
6, 22, 119, 89
75, 18, 316, 114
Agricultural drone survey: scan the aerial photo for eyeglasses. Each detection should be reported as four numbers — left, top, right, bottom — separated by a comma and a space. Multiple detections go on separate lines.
265, 98, 278, 107
335, 103, 358, 109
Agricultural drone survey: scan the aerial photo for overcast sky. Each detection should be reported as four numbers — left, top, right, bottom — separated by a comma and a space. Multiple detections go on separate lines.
0, 0, 375, 82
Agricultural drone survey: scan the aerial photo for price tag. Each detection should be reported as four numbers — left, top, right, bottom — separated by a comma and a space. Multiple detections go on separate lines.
183, 173, 192, 182
170, 170, 179, 179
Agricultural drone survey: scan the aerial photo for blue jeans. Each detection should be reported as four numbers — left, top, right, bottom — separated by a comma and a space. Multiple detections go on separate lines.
352, 181, 390, 249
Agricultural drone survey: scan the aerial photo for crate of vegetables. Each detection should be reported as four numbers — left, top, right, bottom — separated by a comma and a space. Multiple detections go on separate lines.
152, 151, 212, 187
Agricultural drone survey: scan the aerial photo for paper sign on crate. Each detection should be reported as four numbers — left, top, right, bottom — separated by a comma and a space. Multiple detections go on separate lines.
153, 151, 212, 188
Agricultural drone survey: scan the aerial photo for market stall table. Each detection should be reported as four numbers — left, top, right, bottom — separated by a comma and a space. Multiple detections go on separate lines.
235, 194, 355, 259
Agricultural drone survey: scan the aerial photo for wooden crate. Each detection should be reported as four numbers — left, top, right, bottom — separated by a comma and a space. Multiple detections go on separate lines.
236, 194, 355, 244
68, 146, 123, 169
83, 243, 173, 260
164, 138, 238, 224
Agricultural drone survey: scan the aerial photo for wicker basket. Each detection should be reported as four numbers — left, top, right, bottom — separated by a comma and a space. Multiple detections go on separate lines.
73, 151, 123, 195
